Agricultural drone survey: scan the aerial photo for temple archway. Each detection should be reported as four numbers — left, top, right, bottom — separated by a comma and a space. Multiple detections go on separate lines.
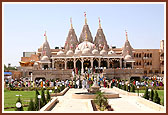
100, 60, 107, 68
113, 60, 120, 68
76, 60, 81, 72
93, 59, 98, 68
67, 61, 74, 69
83, 60, 91, 73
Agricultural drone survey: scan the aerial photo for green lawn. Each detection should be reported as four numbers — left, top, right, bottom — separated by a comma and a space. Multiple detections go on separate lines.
4, 88, 49, 111
135, 89, 164, 105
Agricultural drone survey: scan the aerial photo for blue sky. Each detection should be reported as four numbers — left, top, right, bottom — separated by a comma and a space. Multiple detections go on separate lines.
3, 3, 165, 66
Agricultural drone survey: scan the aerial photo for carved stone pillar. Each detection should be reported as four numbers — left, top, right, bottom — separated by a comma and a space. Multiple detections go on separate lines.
120, 58, 122, 68
98, 58, 101, 68
124, 61, 126, 68
74, 58, 76, 69
107, 58, 109, 69
52, 59, 55, 68
81, 58, 84, 74
132, 62, 134, 69
91, 58, 93, 69
65, 59, 67, 70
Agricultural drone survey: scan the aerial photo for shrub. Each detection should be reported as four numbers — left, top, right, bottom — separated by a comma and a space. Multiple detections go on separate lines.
123, 84, 126, 91
130, 85, 135, 92
143, 87, 149, 100
150, 89, 154, 101
153, 90, 160, 104
94, 91, 108, 111
15, 96, 24, 111
46, 89, 51, 102
34, 89, 40, 111
41, 88, 46, 107
60, 85, 65, 91
28, 98, 35, 111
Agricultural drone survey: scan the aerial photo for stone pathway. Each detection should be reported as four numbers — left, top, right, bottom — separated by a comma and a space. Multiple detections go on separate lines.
51, 88, 163, 113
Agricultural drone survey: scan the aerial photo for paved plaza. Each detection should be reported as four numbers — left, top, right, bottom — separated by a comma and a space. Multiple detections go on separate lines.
51, 88, 161, 113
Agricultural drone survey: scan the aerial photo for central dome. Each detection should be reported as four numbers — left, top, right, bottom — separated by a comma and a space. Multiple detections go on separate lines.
76, 41, 94, 52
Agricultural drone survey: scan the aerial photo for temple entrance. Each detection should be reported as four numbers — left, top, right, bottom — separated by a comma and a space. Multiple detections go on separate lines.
67, 61, 74, 69
43, 65, 48, 69
113, 60, 120, 68
126, 62, 132, 68
100, 61, 107, 68
83, 60, 91, 73
93, 59, 98, 68
76, 60, 81, 72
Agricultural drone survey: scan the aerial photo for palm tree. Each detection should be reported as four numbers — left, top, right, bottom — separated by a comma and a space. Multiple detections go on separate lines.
94, 91, 108, 111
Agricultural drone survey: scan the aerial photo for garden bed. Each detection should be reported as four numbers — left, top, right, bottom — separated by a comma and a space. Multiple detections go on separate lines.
91, 100, 113, 111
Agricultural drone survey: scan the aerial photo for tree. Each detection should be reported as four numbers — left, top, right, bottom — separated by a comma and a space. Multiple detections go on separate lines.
15, 96, 24, 111
94, 91, 108, 111
34, 89, 39, 110
153, 90, 160, 104
150, 89, 154, 101
41, 88, 46, 107
28, 98, 35, 111
46, 89, 51, 102
123, 84, 126, 91
130, 85, 135, 92
143, 87, 149, 100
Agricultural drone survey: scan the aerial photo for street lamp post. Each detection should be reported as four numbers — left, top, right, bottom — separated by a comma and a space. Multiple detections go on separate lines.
16, 102, 22, 110
49, 90, 52, 102
137, 86, 139, 96
38, 95, 41, 110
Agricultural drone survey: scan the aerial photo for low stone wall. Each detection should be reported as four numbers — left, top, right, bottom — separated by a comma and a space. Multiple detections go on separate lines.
113, 87, 139, 96
137, 96, 165, 112
40, 97, 59, 111
50, 87, 70, 96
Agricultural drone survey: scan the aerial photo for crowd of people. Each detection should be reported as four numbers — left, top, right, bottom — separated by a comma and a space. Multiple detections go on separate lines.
4, 73, 164, 90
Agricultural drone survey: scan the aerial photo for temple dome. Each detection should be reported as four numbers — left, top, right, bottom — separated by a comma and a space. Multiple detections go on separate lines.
108, 50, 115, 55
100, 49, 107, 55
75, 48, 82, 54
124, 54, 132, 60
66, 49, 74, 55
34, 62, 38, 66
57, 50, 65, 55
92, 49, 99, 55
82, 47, 91, 54
76, 41, 94, 51
41, 56, 49, 61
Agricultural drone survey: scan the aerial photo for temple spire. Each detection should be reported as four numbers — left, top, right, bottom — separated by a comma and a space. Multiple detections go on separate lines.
125, 30, 128, 41
84, 12, 87, 25
98, 17, 101, 29
44, 31, 47, 40
70, 17, 73, 29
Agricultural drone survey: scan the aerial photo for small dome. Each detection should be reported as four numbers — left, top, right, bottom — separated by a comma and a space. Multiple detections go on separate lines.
57, 50, 65, 55
100, 49, 107, 55
66, 50, 74, 55
41, 56, 49, 61
76, 41, 94, 51
108, 50, 115, 55
92, 49, 99, 55
82, 47, 91, 54
124, 54, 132, 60
75, 48, 82, 54
34, 62, 38, 66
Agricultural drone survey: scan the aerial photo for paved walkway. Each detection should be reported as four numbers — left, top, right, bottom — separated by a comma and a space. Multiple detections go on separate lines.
51, 88, 162, 113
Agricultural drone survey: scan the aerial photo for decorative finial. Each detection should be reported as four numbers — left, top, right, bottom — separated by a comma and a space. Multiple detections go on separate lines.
44, 31, 47, 40
98, 17, 101, 28
70, 17, 73, 29
125, 30, 128, 41
84, 12, 87, 25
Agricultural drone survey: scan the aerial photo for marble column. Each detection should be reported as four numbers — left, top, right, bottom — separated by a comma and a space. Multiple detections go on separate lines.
98, 58, 101, 68
74, 58, 76, 69
107, 58, 109, 69
81, 58, 84, 74
48, 63, 50, 68
52, 59, 55, 69
132, 62, 134, 69
120, 58, 122, 68
91, 58, 93, 69
124, 61, 126, 68
65, 59, 67, 70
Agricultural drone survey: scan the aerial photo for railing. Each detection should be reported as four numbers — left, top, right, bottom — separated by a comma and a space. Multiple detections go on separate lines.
103, 68, 144, 74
